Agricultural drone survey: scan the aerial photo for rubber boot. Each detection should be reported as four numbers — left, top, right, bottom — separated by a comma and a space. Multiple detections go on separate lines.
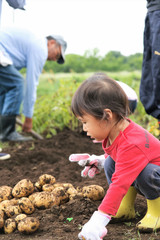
111, 187, 137, 222
136, 197, 160, 233
0, 115, 33, 142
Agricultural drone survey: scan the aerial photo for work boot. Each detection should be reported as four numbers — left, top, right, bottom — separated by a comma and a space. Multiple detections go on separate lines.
0, 115, 32, 142
111, 187, 137, 222
136, 197, 160, 233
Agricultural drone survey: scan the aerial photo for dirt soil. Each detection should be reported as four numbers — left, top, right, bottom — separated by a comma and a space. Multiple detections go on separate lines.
0, 128, 159, 240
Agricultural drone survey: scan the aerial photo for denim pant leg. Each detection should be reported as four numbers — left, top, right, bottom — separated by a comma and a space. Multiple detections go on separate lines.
133, 163, 160, 200
104, 156, 115, 185
0, 65, 24, 115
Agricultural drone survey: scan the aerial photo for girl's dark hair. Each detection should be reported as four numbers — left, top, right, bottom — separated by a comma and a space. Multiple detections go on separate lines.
71, 73, 130, 121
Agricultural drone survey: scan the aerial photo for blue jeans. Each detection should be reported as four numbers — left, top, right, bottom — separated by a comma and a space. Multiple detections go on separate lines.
0, 65, 24, 115
104, 156, 160, 200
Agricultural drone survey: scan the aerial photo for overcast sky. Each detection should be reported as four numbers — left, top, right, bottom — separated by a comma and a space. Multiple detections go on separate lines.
1, 0, 147, 56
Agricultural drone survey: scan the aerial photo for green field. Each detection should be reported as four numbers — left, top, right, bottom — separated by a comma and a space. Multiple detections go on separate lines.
27, 71, 158, 138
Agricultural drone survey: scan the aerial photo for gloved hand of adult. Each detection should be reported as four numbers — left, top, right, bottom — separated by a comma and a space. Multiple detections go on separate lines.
69, 153, 105, 178
22, 117, 32, 132
78, 211, 111, 240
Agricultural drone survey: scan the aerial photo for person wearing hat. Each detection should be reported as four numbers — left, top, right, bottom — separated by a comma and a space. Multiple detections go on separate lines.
0, 27, 67, 142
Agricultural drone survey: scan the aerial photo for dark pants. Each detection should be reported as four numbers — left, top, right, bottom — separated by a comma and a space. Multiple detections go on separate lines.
140, 10, 160, 120
129, 100, 137, 114
104, 156, 160, 200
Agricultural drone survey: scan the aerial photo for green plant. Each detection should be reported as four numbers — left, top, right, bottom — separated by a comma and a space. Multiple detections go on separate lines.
26, 71, 160, 139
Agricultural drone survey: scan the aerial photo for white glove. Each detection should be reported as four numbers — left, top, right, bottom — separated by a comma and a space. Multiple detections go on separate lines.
78, 211, 111, 240
69, 153, 105, 178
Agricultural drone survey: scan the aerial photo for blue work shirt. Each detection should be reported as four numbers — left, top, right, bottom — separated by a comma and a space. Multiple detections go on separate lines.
0, 27, 48, 118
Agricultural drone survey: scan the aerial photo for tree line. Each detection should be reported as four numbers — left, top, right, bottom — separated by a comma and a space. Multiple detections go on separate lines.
43, 49, 143, 73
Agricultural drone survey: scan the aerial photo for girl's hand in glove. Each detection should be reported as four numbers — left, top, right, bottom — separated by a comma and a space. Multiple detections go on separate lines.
69, 153, 106, 178
78, 211, 111, 240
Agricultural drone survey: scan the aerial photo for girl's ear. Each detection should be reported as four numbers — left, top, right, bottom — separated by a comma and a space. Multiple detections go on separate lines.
103, 108, 113, 121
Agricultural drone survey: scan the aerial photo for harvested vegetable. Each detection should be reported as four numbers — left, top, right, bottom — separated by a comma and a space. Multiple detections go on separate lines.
35, 174, 56, 190
17, 216, 40, 234
5, 205, 22, 218
33, 191, 59, 209
82, 185, 105, 200
0, 210, 4, 229
0, 186, 12, 202
15, 214, 27, 224
12, 179, 34, 198
18, 197, 35, 214
4, 218, 16, 234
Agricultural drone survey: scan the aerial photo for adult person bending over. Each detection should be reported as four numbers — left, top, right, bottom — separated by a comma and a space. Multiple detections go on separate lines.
0, 27, 67, 142
0, 0, 26, 159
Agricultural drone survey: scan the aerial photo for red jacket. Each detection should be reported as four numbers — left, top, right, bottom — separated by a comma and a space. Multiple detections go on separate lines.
98, 119, 160, 215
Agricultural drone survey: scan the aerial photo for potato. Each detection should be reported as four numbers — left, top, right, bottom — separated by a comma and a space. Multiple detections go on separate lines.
18, 197, 35, 214
0, 198, 19, 212
38, 174, 56, 186
5, 205, 22, 218
17, 217, 40, 234
52, 187, 69, 204
28, 192, 40, 205
0, 186, 12, 202
4, 218, 16, 234
82, 185, 105, 200
15, 214, 27, 224
0, 200, 13, 211
42, 184, 55, 192
33, 191, 60, 209
12, 179, 34, 198
66, 187, 78, 200
0, 210, 4, 229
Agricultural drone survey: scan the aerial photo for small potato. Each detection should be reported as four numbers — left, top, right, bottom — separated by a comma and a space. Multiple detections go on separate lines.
4, 218, 16, 234
12, 179, 34, 198
38, 174, 56, 186
42, 184, 55, 192
5, 205, 22, 218
33, 191, 59, 209
28, 192, 40, 205
0, 210, 4, 229
0, 198, 19, 212
17, 217, 40, 234
66, 187, 78, 200
52, 187, 69, 204
0, 200, 13, 211
15, 214, 27, 224
82, 185, 105, 200
18, 197, 35, 214
0, 186, 12, 203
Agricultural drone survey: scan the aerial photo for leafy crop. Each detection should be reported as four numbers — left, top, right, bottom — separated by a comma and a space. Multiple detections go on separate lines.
30, 71, 159, 139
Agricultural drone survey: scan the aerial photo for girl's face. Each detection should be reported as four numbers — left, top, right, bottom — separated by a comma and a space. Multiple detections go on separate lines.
78, 113, 112, 142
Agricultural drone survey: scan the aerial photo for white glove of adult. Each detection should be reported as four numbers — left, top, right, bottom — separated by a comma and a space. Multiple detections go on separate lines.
78, 211, 111, 240
69, 153, 105, 178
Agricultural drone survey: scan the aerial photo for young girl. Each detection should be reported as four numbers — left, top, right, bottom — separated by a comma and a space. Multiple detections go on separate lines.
69, 73, 160, 240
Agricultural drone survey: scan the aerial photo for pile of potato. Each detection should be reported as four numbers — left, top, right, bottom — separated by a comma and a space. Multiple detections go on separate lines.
0, 174, 105, 235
